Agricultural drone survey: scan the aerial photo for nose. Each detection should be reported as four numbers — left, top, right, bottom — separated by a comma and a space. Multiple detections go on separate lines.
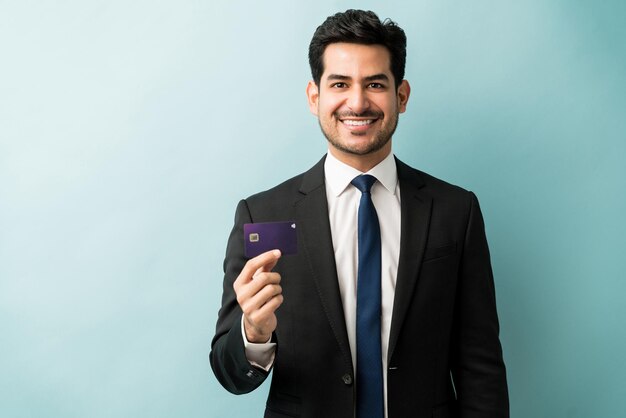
346, 87, 370, 113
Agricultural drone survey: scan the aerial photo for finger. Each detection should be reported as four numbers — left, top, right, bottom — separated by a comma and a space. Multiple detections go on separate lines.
235, 271, 281, 301
255, 283, 283, 307
240, 249, 282, 283
240, 282, 283, 315
256, 295, 283, 322
252, 269, 282, 284
256, 250, 282, 274
246, 293, 284, 328
235, 252, 280, 290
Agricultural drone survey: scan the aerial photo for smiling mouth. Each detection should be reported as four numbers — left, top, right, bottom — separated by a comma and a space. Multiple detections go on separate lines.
341, 119, 377, 127
336, 111, 382, 129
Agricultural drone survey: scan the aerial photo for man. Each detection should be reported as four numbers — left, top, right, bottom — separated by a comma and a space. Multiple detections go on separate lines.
211, 9, 509, 418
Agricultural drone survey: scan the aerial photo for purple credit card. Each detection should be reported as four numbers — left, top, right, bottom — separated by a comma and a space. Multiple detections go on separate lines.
244, 221, 298, 258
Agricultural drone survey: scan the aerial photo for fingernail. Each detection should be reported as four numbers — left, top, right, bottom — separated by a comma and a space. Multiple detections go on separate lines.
273, 250, 281, 257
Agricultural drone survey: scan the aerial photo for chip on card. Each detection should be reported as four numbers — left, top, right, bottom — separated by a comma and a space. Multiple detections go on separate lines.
243, 221, 298, 258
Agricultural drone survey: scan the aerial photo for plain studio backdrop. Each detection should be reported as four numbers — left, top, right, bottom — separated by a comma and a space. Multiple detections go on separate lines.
1, 1, 624, 417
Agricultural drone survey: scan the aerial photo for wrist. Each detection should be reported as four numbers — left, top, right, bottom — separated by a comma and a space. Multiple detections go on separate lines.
243, 317, 271, 343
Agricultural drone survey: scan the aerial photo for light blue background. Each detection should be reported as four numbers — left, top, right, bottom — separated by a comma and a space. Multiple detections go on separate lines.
1, 1, 625, 417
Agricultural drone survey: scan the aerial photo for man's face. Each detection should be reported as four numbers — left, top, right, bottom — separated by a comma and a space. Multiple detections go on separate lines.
306, 42, 410, 169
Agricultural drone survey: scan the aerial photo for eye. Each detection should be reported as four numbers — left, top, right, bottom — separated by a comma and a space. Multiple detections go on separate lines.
368, 82, 385, 89
331, 82, 348, 88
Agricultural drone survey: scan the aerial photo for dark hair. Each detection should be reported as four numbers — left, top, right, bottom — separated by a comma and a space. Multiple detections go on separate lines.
308, 9, 407, 88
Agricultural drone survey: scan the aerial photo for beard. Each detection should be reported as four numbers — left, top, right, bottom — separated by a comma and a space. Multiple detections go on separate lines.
319, 109, 399, 156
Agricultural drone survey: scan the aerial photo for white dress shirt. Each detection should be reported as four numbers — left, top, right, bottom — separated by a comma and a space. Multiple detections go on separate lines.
243, 151, 401, 417
324, 151, 401, 417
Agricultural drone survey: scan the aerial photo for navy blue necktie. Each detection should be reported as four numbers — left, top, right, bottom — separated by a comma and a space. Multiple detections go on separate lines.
351, 174, 384, 418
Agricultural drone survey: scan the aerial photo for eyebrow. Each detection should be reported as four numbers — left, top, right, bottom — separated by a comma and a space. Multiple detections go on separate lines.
326, 73, 390, 82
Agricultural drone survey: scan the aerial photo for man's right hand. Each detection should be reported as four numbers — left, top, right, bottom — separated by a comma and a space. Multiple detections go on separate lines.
234, 249, 283, 343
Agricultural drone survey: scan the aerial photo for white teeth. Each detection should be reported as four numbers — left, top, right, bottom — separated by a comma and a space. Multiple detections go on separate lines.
342, 119, 374, 126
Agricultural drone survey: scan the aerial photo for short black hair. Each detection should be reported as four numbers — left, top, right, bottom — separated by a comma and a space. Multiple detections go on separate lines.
308, 9, 407, 89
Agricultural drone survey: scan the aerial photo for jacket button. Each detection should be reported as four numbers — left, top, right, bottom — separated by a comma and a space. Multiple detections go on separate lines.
342, 373, 353, 385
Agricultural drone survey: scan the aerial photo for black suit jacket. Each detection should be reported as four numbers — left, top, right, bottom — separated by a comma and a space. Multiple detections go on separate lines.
210, 156, 509, 418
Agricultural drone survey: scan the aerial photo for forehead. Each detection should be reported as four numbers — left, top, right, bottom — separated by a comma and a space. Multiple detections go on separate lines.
321, 43, 392, 79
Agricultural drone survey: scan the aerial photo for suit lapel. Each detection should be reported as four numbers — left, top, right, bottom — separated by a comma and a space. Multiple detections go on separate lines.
295, 156, 353, 370
388, 158, 432, 362
292, 156, 432, 367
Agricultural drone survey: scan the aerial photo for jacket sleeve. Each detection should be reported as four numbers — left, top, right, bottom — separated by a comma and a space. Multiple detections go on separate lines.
209, 199, 272, 394
451, 192, 509, 417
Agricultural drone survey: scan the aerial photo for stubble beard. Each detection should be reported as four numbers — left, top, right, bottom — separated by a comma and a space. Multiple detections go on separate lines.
319, 110, 400, 156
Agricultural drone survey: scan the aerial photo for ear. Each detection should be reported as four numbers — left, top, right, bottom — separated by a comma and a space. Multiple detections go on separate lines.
306, 81, 319, 116
397, 80, 411, 113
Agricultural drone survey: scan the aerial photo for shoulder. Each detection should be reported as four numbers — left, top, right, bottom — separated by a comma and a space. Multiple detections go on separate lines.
396, 158, 483, 229
396, 157, 473, 202
246, 172, 305, 204
243, 156, 325, 213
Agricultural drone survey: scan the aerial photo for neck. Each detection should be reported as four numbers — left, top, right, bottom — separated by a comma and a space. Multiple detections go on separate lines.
328, 144, 392, 173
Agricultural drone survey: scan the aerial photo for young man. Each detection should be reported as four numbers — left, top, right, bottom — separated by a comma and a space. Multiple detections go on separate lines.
211, 10, 509, 418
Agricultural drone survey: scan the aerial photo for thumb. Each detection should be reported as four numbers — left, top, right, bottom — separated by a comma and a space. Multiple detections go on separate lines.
254, 249, 282, 276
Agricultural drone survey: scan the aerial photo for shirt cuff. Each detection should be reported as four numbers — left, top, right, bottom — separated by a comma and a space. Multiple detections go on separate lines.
241, 316, 276, 372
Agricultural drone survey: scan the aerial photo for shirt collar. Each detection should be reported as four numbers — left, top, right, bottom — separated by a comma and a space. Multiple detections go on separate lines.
324, 151, 398, 197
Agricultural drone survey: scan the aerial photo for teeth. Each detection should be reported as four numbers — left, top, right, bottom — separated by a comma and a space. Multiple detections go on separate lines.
342, 119, 374, 126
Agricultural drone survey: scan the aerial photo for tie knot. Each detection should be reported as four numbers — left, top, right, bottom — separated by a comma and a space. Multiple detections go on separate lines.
351, 174, 377, 194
